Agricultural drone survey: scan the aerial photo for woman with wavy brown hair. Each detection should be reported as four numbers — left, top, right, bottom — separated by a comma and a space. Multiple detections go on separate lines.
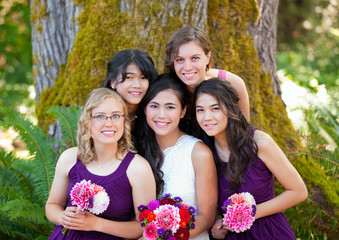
194, 78, 307, 239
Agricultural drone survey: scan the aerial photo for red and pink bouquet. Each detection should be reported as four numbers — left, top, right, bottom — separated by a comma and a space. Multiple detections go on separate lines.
62, 179, 110, 234
138, 193, 196, 240
222, 192, 256, 233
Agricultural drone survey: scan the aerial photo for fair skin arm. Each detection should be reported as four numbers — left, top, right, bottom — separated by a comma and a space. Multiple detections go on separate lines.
253, 130, 308, 219
45, 147, 78, 226
190, 141, 218, 237
46, 152, 156, 238
207, 68, 250, 121
211, 130, 308, 239
220, 71, 250, 122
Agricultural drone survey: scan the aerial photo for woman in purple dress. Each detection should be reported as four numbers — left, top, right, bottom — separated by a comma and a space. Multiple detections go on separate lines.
46, 88, 156, 239
193, 78, 308, 239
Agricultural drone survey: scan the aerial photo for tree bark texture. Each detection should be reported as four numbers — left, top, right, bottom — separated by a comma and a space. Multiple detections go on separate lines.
31, 0, 297, 149
31, 0, 80, 100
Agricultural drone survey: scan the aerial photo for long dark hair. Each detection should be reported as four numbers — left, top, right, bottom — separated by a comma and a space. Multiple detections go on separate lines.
102, 49, 158, 88
194, 78, 258, 192
133, 73, 188, 195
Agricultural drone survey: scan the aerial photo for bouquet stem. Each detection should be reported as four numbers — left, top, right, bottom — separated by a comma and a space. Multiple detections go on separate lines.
61, 228, 70, 236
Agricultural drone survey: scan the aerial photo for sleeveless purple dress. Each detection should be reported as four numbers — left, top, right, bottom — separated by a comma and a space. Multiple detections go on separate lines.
216, 133, 296, 240
48, 152, 135, 240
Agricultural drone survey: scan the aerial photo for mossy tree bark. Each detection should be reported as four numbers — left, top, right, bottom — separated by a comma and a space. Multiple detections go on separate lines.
31, 0, 296, 149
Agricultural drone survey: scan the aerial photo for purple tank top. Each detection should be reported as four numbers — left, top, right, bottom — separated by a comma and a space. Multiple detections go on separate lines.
215, 131, 296, 239
48, 152, 136, 240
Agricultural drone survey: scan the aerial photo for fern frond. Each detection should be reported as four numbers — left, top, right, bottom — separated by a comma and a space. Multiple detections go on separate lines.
2, 199, 48, 225
46, 105, 81, 148
0, 149, 35, 201
0, 110, 57, 201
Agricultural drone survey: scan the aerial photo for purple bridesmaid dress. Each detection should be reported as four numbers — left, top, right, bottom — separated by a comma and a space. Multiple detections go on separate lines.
48, 152, 135, 240
216, 132, 296, 240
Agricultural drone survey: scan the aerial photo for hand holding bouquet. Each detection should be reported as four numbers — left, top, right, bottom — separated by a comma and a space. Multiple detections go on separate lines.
138, 193, 196, 240
221, 192, 256, 233
62, 179, 110, 235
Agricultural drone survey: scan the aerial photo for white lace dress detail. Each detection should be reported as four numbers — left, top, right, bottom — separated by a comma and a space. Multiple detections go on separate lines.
161, 135, 209, 240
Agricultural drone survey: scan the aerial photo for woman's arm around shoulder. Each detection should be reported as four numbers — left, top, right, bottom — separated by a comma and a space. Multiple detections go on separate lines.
45, 147, 78, 225
191, 141, 218, 237
222, 70, 250, 122
254, 130, 308, 219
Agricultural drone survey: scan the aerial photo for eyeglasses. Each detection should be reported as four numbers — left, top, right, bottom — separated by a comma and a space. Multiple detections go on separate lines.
92, 114, 125, 122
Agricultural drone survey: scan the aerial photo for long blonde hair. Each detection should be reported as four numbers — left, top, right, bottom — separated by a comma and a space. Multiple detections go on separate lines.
77, 88, 135, 165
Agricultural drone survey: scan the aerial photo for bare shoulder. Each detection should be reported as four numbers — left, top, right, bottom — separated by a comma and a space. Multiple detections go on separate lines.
191, 141, 213, 163
127, 153, 152, 174
224, 71, 246, 87
254, 130, 275, 150
57, 147, 78, 166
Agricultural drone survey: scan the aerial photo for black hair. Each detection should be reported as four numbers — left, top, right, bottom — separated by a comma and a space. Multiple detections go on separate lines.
194, 78, 258, 192
133, 73, 188, 195
102, 49, 158, 88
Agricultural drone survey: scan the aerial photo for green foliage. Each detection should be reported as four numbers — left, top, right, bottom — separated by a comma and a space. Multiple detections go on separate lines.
0, 0, 33, 119
1, 109, 57, 199
46, 105, 81, 150
0, 105, 80, 239
277, 0, 339, 91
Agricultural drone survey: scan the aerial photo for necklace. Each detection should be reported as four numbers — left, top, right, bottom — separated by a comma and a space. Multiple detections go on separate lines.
93, 158, 116, 169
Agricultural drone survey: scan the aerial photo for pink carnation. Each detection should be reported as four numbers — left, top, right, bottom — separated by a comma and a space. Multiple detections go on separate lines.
223, 204, 254, 233
230, 193, 245, 205
154, 204, 181, 233
70, 180, 95, 211
144, 222, 158, 240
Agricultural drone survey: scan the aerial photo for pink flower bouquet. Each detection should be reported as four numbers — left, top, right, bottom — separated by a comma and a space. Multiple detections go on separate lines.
62, 179, 110, 235
138, 193, 196, 240
221, 192, 256, 233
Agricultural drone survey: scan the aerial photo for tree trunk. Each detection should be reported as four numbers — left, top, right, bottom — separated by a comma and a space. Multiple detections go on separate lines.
30, 0, 295, 149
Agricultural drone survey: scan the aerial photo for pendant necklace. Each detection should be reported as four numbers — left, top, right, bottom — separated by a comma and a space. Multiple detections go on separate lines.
94, 158, 116, 169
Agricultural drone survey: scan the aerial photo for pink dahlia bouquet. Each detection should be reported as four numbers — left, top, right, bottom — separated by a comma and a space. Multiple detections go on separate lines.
62, 179, 110, 235
137, 193, 196, 240
222, 192, 256, 233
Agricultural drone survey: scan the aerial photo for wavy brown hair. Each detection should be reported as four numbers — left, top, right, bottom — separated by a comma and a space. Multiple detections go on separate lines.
194, 78, 258, 192
77, 88, 135, 165
164, 26, 212, 73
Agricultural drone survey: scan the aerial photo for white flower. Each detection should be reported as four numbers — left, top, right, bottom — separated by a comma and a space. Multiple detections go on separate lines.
89, 191, 110, 215
242, 192, 256, 207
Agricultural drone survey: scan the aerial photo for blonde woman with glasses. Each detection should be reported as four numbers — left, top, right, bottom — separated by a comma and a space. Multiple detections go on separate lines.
46, 88, 156, 240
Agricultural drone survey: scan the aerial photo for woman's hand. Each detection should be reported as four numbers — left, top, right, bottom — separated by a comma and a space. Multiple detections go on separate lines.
211, 218, 228, 239
60, 206, 87, 230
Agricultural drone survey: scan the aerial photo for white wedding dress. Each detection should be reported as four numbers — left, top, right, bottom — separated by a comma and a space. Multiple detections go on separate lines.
161, 135, 209, 240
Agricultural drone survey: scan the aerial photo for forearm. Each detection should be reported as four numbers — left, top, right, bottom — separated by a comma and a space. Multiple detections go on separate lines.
45, 203, 65, 225
95, 218, 143, 238
190, 213, 215, 238
255, 188, 307, 220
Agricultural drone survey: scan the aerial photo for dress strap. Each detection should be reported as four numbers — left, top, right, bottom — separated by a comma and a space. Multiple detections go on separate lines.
118, 152, 136, 173
218, 69, 227, 80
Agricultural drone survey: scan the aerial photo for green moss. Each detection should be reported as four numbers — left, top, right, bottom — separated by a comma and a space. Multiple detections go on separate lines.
207, 1, 338, 237
35, 0, 188, 129
292, 154, 339, 210
274, 154, 339, 238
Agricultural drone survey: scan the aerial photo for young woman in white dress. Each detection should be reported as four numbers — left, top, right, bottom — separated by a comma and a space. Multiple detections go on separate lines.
134, 73, 218, 239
